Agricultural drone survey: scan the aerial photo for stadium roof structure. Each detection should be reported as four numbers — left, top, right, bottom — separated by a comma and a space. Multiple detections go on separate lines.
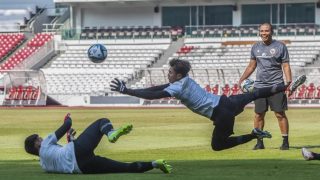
53, 0, 318, 7
54, 0, 317, 3
54, 0, 161, 3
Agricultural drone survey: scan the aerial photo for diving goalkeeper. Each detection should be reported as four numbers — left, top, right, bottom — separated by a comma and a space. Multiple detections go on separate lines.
110, 59, 306, 151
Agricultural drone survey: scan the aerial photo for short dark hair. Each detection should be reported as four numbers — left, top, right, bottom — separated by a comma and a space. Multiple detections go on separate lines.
259, 23, 274, 35
24, 134, 39, 156
169, 59, 191, 77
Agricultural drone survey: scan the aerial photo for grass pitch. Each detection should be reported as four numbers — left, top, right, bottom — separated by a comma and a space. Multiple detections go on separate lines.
0, 107, 320, 180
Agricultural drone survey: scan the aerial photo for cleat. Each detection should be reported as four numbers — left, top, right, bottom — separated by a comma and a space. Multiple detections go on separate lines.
289, 75, 306, 96
280, 142, 289, 150
154, 159, 172, 174
108, 124, 133, 143
252, 128, 272, 139
302, 148, 314, 160
253, 142, 265, 150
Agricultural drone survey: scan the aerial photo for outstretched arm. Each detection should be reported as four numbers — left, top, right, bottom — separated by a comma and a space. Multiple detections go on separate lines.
143, 84, 170, 91
239, 59, 257, 86
110, 78, 171, 100
54, 115, 72, 141
282, 62, 292, 86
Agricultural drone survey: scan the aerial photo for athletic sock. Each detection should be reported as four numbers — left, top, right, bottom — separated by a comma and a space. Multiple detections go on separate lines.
282, 135, 289, 143
100, 122, 114, 135
151, 161, 158, 168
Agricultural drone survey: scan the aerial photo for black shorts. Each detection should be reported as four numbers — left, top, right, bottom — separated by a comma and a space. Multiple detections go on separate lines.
210, 96, 235, 138
254, 91, 288, 113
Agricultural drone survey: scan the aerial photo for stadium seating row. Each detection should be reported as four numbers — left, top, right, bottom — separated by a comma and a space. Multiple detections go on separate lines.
68, 24, 320, 40
0, 33, 53, 70
187, 24, 320, 38
203, 83, 320, 99
43, 68, 135, 96
0, 33, 25, 60
78, 26, 183, 40
171, 42, 320, 72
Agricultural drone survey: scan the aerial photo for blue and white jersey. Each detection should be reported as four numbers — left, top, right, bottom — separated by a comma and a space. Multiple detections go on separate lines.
164, 76, 221, 119
39, 133, 81, 174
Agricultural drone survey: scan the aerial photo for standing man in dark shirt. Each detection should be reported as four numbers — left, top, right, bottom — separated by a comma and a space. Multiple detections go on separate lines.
239, 23, 306, 150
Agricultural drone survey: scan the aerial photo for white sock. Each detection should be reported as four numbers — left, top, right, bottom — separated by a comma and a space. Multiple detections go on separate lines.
151, 161, 158, 168
107, 130, 115, 137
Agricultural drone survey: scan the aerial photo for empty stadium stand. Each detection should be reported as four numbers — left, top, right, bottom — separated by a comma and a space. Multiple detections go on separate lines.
42, 39, 170, 102
186, 24, 320, 38
0, 33, 25, 61
0, 33, 53, 70
80, 26, 174, 39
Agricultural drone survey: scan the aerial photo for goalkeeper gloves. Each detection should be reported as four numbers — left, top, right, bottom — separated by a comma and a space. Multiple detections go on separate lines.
110, 78, 128, 94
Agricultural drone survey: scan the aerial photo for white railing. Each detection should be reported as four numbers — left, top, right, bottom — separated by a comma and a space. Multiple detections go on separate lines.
43, 23, 64, 33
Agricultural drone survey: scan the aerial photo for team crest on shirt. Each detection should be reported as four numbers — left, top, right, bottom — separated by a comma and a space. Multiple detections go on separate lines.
270, 48, 276, 55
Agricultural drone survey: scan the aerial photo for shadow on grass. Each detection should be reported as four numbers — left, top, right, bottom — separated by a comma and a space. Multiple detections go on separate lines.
267, 145, 320, 150
0, 159, 319, 180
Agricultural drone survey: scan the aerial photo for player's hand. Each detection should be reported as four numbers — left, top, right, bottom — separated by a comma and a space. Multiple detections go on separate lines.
285, 81, 292, 89
238, 80, 243, 92
67, 128, 76, 142
110, 78, 128, 93
64, 113, 72, 124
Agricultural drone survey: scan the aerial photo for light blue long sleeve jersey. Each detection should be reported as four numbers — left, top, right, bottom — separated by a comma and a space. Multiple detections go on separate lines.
164, 76, 221, 119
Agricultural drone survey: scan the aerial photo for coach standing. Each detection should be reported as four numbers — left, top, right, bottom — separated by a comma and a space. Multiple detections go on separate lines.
238, 23, 292, 150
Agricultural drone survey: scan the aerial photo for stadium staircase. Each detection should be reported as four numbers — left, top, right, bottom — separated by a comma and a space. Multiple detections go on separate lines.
153, 37, 185, 68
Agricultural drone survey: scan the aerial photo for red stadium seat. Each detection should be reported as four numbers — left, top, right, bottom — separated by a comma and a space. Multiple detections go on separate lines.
222, 84, 230, 96
204, 84, 211, 93
306, 83, 316, 99
16, 86, 25, 100
23, 86, 34, 100
315, 86, 320, 99
295, 84, 306, 99
6, 87, 17, 100
0, 33, 25, 59
231, 84, 240, 95
212, 84, 219, 95
31, 87, 40, 100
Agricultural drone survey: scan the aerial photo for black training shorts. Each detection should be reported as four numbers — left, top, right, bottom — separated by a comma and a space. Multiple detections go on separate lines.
254, 91, 288, 113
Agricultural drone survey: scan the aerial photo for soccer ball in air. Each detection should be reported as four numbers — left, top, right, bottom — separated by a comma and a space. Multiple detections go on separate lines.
87, 44, 107, 63
240, 79, 254, 93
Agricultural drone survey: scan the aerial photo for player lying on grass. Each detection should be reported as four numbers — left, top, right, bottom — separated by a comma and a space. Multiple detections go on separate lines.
24, 114, 172, 174
110, 59, 306, 151
302, 148, 320, 161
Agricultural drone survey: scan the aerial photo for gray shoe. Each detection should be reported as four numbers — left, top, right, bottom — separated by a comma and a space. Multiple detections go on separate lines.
289, 75, 306, 96
252, 128, 272, 139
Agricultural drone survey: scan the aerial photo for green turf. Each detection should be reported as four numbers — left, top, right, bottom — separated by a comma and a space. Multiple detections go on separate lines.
0, 108, 320, 180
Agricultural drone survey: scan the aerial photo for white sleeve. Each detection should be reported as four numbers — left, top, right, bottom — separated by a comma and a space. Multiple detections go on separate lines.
41, 133, 58, 147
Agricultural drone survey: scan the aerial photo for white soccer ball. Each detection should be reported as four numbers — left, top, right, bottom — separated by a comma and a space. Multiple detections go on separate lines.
87, 44, 108, 63
241, 79, 254, 93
